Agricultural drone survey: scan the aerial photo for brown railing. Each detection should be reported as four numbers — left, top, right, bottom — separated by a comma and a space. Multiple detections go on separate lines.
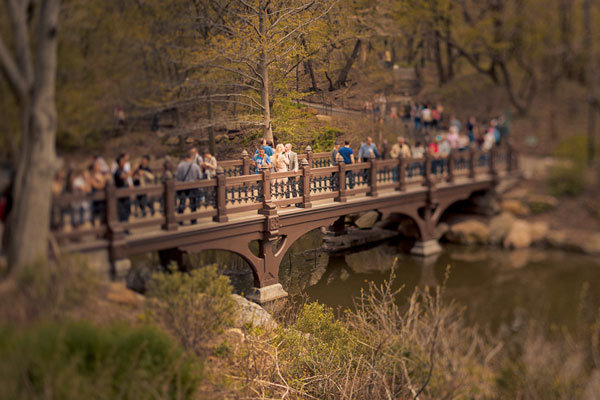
51, 145, 517, 246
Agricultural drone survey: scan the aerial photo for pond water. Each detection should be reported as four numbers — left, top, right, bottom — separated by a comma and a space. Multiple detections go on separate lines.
304, 241, 600, 331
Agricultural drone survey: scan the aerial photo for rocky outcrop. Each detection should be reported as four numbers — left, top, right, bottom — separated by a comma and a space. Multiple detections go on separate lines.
503, 220, 532, 249
444, 220, 490, 245
546, 230, 600, 255
501, 199, 530, 217
489, 212, 516, 245
232, 294, 277, 330
529, 221, 549, 243
354, 211, 380, 229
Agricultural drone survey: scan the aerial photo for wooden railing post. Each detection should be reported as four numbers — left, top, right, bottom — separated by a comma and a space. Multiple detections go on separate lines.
162, 176, 178, 231
489, 147, 497, 178
241, 149, 250, 176
305, 145, 314, 169
423, 151, 433, 188
299, 158, 312, 208
104, 181, 124, 239
396, 155, 406, 191
507, 144, 516, 172
336, 160, 347, 202
368, 153, 378, 197
447, 150, 455, 183
213, 167, 228, 222
468, 147, 476, 179
258, 169, 278, 217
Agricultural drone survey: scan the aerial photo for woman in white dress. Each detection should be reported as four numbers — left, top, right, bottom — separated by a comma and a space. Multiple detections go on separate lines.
273, 144, 289, 198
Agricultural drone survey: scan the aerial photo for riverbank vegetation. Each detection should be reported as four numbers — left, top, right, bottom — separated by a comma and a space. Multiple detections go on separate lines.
1, 258, 598, 399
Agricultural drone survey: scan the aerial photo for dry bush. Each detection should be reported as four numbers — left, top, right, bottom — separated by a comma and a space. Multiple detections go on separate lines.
209, 266, 499, 399
0, 255, 100, 325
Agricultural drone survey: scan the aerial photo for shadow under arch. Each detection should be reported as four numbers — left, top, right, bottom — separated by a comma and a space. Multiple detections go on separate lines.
383, 211, 425, 241
184, 249, 256, 294
178, 236, 264, 287
277, 227, 331, 295
432, 189, 493, 226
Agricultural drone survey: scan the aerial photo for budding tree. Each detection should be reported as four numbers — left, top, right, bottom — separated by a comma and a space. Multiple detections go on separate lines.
191, 0, 337, 142
0, 0, 61, 270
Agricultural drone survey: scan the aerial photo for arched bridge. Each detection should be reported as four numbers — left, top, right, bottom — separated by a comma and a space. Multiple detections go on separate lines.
52, 146, 518, 303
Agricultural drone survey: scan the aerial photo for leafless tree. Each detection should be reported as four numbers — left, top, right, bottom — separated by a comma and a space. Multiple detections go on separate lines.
0, 0, 61, 270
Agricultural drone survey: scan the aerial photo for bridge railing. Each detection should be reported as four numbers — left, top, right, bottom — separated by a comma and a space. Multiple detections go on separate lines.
51, 145, 516, 248
218, 150, 331, 176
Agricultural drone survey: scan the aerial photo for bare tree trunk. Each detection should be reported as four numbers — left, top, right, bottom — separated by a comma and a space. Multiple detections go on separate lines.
331, 39, 361, 91
584, 0, 597, 164
207, 98, 215, 154
258, 11, 273, 143
433, 30, 446, 86
301, 36, 319, 91
0, 0, 61, 271
444, 19, 454, 81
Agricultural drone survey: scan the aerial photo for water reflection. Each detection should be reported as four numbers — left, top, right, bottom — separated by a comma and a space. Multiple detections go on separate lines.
306, 243, 600, 331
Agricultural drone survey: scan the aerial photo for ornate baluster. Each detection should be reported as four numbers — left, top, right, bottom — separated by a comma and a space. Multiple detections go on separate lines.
299, 158, 312, 208
368, 154, 378, 197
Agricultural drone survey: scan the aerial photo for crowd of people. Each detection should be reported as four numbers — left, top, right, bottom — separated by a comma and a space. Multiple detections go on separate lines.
52, 110, 507, 230
52, 147, 219, 229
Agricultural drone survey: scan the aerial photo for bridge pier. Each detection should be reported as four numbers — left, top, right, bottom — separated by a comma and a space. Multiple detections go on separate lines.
410, 239, 442, 257
247, 283, 288, 304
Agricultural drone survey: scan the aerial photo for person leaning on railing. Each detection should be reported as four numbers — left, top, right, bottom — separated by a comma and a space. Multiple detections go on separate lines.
337, 140, 355, 189
175, 149, 203, 225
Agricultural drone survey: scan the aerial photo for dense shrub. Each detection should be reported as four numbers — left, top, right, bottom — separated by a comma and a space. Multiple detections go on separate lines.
146, 265, 236, 355
0, 321, 201, 400
546, 164, 585, 197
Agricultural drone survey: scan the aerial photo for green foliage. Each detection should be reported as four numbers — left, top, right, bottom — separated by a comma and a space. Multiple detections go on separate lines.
527, 200, 556, 215
311, 126, 341, 152
546, 164, 585, 197
0, 321, 200, 400
272, 101, 320, 145
295, 303, 352, 349
553, 135, 589, 165
147, 265, 236, 355
214, 341, 232, 358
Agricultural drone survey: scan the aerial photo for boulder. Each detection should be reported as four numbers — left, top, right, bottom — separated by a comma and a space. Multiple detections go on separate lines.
232, 294, 277, 330
546, 229, 600, 255
354, 211, 380, 229
489, 212, 516, 245
503, 220, 532, 249
126, 264, 155, 293
581, 233, 600, 255
501, 199, 530, 217
434, 222, 449, 240
221, 328, 245, 349
444, 220, 490, 245
529, 221, 550, 243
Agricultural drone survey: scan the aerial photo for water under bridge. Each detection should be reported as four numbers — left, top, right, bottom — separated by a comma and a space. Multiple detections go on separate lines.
51, 146, 518, 303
